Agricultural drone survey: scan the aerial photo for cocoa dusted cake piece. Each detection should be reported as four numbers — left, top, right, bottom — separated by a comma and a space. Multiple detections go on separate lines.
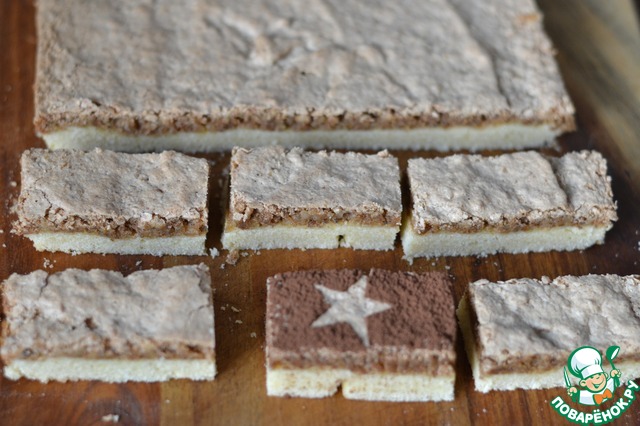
36, 0, 573, 152
1, 264, 216, 383
13, 148, 209, 256
266, 269, 457, 401
457, 274, 640, 393
222, 146, 402, 251
402, 150, 617, 260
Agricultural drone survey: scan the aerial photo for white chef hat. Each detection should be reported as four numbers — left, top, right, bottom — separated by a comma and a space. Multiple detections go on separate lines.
568, 346, 604, 380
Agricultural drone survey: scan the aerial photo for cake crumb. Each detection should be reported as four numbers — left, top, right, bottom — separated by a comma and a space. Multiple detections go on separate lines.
0, 229, 4, 234
209, 247, 219, 258
220, 263, 226, 270
241, 251, 249, 257
9, 181, 17, 187
43, 258, 54, 269
235, 320, 243, 324
135, 260, 142, 267
101, 414, 119, 423
220, 306, 226, 311
230, 306, 241, 313
226, 250, 240, 265
250, 332, 257, 338
1, 243, 5, 248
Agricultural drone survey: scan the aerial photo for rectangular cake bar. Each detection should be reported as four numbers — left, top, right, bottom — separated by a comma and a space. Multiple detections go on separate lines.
266, 269, 457, 401
13, 148, 209, 256
36, 0, 573, 152
457, 274, 640, 393
1, 264, 216, 382
402, 150, 617, 260
222, 147, 402, 251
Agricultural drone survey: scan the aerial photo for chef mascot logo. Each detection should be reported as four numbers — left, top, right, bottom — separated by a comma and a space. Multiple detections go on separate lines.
550, 345, 639, 425
565, 346, 620, 406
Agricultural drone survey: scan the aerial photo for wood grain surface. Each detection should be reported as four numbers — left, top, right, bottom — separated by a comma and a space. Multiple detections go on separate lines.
1, 1, 640, 425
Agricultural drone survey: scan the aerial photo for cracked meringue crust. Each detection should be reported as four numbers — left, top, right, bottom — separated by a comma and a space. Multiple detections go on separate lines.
407, 150, 616, 234
13, 149, 209, 239
457, 274, 640, 392
229, 146, 402, 229
36, 0, 574, 151
1, 265, 215, 364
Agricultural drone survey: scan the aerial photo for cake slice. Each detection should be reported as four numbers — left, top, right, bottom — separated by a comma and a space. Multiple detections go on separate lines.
36, 0, 573, 152
13, 148, 209, 255
402, 150, 616, 260
222, 147, 402, 251
1, 264, 216, 382
457, 274, 640, 393
266, 269, 457, 401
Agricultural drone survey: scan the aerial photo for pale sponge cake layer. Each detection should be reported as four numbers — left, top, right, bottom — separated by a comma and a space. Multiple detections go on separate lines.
1, 265, 216, 383
223, 223, 398, 251
5, 358, 216, 383
457, 274, 640, 393
43, 124, 557, 153
27, 233, 206, 256
267, 368, 349, 398
401, 224, 606, 260
267, 367, 454, 401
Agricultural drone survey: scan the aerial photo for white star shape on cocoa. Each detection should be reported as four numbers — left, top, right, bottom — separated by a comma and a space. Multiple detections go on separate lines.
311, 276, 392, 347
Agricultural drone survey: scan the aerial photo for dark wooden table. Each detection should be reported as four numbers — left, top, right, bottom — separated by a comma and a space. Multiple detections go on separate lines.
1, 0, 639, 424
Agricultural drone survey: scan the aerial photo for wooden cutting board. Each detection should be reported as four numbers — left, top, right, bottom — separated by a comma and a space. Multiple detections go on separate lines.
1, 0, 639, 424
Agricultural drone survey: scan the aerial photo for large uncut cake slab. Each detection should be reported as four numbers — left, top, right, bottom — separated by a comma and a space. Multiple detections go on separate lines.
457, 274, 640, 393
266, 269, 457, 401
13, 149, 209, 256
36, 0, 573, 152
1, 264, 216, 383
402, 150, 617, 260
222, 147, 402, 251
